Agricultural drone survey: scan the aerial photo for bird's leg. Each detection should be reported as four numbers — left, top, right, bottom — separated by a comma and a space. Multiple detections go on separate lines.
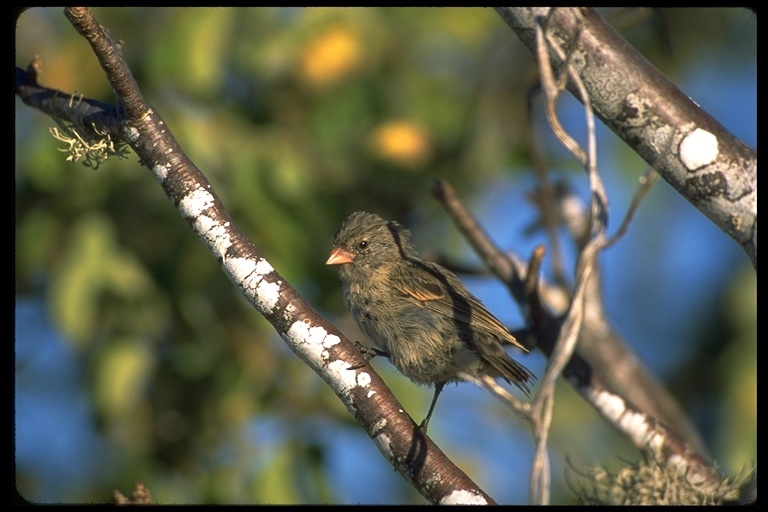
347, 341, 390, 370
419, 382, 446, 433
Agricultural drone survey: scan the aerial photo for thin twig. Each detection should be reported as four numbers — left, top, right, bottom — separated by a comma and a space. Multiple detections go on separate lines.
605, 168, 659, 248
528, 8, 609, 504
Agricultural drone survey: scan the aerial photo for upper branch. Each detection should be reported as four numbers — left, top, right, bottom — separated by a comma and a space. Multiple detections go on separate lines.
496, 7, 757, 268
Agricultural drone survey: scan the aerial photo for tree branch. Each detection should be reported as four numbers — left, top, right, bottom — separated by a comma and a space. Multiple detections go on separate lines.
495, 7, 757, 268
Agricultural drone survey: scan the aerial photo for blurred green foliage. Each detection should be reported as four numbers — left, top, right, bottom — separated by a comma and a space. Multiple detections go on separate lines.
15, 7, 755, 504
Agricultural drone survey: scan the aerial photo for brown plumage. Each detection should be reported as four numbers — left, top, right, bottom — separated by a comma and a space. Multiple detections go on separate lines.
327, 211, 535, 431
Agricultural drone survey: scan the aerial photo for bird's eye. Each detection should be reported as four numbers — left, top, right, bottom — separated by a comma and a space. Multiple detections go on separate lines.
357, 240, 369, 250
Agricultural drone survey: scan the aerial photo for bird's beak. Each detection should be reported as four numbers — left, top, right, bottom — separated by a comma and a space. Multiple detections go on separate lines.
326, 247, 355, 265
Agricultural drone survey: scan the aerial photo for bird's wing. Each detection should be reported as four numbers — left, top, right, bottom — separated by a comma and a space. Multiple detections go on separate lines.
390, 260, 527, 352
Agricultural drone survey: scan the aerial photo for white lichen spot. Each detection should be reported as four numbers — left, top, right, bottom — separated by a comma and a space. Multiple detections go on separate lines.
180, 188, 215, 218
230, 256, 259, 286
440, 489, 490, 505
287, 321, 336, 365
254, 279, 281, 312
191, 213, 230, 253
590, 389, 626, 422
307, 324, 338, 348
152, 163, 170, 181
329, 358, 360, 393
254, 258, 274, 276
356, 371, 372, 388
325, 357, 345, 371
323, 333, 342, 349
228, 256, 280, 312
593, 388, 667, 453
287, 319, 312, 349
620, 409, 648, 433
372, 430, 394, 458
680, 128, 719, 170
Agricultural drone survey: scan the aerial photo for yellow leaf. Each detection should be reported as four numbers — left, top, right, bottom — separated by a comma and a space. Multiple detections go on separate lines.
301, 25, 361, 86
369, 120, 432, 170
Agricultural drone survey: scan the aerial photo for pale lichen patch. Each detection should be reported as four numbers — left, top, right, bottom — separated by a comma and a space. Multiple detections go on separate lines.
680, 128, 718, 170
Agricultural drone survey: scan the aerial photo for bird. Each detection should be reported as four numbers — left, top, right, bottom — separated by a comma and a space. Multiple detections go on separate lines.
326, 211, 534, 432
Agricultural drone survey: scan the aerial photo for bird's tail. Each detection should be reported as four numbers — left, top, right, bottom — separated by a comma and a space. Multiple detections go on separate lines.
491, 354, 536, 397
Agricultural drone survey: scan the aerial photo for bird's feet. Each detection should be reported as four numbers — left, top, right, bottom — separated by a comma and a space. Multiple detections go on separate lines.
347, 341, 389, 370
